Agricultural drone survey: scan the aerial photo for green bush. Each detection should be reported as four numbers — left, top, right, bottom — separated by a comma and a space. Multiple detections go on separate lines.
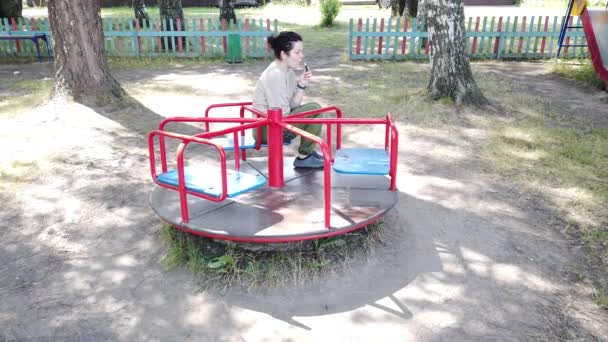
319, 0, 340, 27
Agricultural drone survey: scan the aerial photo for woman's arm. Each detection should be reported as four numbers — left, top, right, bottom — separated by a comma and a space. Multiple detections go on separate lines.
289, 69, 312, 109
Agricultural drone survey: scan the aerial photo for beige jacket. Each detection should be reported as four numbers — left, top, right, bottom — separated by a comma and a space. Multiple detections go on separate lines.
252, 61, 300, 115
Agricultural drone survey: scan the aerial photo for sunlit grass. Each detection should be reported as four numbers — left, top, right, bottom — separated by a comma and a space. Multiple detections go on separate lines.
0, 79, 53, 118
107, 55, 235, 69
482, 86, 608, 304
552, 59, 605, 90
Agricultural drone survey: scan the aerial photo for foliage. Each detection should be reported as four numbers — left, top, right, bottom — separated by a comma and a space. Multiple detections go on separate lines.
319, 0, 341, 27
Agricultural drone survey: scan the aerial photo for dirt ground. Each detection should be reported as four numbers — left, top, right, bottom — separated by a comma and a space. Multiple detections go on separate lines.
1, 53, 608, 341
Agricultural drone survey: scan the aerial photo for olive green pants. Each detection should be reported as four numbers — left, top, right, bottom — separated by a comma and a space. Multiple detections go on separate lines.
253, 102, 322, 155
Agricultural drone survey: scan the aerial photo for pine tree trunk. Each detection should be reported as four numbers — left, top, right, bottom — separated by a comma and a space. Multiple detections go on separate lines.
0, 0, 22, 18
219, 0, 237, 24
424, 0, 487, 106
407, 0, 418, 17
159, 0, 185, 51
48, 0, 123, 99
133, 0, 150, 21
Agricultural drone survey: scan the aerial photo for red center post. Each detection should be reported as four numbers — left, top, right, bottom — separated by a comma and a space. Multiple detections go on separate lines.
266, 107, 284, 187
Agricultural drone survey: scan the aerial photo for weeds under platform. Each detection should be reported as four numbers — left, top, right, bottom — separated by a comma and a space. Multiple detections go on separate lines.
160, 222, 385, 291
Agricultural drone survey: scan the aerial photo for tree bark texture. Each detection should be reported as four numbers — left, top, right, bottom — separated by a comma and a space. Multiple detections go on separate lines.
159, 0, 185, 51
219, 0, 237, 24
0, 0, 22, 18
133, 0, 150, 21
48, 0, 122, 99
379, 0, 416, 17
424, 0, 487, 106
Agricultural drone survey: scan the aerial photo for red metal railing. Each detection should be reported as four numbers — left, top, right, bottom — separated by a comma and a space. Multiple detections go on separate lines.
203, 101, 253, 132
150, 102, 399, 229
278, 121, 333, 227
149, 119, 268, 223
158, 115, 261, 172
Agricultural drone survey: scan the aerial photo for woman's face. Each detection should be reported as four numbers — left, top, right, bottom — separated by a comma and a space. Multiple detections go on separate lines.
282, 41, 304, 70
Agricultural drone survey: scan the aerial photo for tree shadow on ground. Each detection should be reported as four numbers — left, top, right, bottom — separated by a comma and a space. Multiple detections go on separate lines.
2, 61, 608, 340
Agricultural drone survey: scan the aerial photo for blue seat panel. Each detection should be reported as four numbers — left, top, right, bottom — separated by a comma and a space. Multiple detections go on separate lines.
157, 167, 266, 198
332, 148, 390, 175
213, 135, 292, 151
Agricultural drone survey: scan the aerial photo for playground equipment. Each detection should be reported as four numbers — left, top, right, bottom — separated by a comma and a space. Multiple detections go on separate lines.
558, 0, 608, 87
148, 103, 399, 243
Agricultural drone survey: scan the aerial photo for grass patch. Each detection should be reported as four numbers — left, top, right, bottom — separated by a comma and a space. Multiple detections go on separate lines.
597, 284, 608, 309
552, 59, 605, 90
482, 81, 608, 306
107, 55, 235, 70
160, 221, 385, 290
0, 79, 53, 118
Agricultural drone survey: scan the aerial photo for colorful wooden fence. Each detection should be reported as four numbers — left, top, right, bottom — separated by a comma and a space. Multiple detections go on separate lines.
349, 16, 589, 60
0, 17, 277, 59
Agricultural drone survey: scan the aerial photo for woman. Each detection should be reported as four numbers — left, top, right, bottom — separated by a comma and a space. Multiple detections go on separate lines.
252, 31, 324, 169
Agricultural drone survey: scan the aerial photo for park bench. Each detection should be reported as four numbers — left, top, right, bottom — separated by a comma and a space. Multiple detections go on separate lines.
0, 33, 51, 62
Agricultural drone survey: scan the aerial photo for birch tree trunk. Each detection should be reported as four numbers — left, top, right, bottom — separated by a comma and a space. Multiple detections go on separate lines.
424, 0, 487, 106
48, 0, 123, 99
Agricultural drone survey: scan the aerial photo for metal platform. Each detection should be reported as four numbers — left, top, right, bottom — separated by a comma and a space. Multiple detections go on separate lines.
150, 156, 399, 242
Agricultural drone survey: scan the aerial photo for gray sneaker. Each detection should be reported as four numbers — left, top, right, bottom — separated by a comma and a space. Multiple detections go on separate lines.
293, 154, 324, 168
311, 151, 324, 160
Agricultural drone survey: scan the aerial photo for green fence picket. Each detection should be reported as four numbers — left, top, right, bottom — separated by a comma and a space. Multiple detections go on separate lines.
364, 18, 370, 56
385, 17, 392, 56
486, 16, 495, 58
479, 16, 487, 57
370, 18, 377, 57
393, 17, 400, 58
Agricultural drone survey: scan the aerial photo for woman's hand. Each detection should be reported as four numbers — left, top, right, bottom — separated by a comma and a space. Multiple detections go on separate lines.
298, 68, 312, 88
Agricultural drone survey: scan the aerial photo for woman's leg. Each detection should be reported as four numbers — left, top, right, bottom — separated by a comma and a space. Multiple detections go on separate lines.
289, 102, 322, 155
252, 102, 322, 153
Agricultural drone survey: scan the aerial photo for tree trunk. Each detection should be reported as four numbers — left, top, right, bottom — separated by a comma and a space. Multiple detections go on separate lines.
407, 0, 418, 17
159, 0, 185, 51
424, 0, 487, 106
133, 0, 150, 21
0, 0, 22, 18
48, 0, 123, 99
219, 0, 237, 24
